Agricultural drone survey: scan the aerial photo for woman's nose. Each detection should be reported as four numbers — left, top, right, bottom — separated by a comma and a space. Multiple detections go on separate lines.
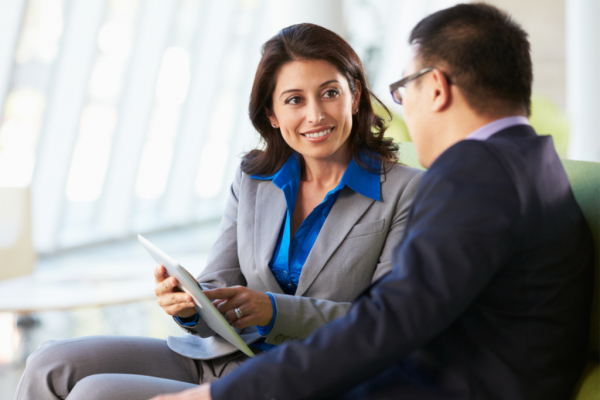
306, 101, 325, 124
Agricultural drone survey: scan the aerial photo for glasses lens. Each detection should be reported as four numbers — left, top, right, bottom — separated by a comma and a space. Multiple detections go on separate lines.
398, 87, 406, 104
392, 88, 403, 105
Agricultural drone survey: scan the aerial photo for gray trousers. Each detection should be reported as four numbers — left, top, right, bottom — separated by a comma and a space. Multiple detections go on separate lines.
13, 335, 253, 400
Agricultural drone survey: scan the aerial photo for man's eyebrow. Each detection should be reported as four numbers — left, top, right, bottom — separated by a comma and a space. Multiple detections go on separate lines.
278, 80, 340, 100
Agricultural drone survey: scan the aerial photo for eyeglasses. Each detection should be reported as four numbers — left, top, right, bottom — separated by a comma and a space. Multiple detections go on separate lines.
389, 67, 453, 105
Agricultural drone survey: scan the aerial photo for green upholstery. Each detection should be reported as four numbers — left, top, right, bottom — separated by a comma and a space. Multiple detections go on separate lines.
572, 364, 600, 400
530, 95, 570, 158
396, 144, 600, 399
397, 142, 424, 170
564, 159, 600, 400
372, 101, 411, 143
562, 160, 600, 357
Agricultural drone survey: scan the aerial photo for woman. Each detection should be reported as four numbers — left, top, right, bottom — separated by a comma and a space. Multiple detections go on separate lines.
14, 23, 422, 400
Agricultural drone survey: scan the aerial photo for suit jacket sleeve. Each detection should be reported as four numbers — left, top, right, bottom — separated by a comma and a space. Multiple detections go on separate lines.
264, 171, 423, 344
211, 141, 522, 400
174, 166, 247, 337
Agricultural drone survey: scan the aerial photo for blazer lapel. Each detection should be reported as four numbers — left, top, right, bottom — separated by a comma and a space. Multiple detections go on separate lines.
295, 187, 376, 296
253, 181, 286, 294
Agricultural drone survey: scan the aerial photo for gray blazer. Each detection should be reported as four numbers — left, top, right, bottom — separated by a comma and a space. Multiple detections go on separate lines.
167, 161, 423, 360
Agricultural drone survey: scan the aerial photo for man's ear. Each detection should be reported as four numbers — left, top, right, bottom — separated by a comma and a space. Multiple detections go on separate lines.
265, 107, 278, 128
430, 69, 452, 112
353, 79, 362, 113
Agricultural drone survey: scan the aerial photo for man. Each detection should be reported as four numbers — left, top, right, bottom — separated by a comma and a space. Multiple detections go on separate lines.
154, 3, 593, 400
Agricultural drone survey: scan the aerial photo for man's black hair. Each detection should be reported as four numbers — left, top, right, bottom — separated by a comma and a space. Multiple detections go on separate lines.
409, 3, 532, 116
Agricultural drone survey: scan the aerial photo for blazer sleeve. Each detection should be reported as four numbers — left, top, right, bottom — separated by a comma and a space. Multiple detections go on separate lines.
210, 141, 521, 400
263, 170, 423, 345
174, 165, 247, 337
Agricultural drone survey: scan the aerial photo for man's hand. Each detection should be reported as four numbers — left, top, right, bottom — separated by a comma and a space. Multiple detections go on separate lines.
204, 286, 273, 329
149, 384, 211, 400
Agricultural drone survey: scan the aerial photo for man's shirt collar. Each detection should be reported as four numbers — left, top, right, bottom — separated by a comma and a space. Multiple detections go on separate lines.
466, 116, 530, 141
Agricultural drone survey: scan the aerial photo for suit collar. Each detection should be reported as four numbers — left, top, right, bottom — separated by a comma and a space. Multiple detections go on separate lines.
253, 181, 287, 294
489, 123, 537, 140
250, 151, 381, 202
296, 187, 375, 296
344, 152, 381, 202
250, 152, 301, 189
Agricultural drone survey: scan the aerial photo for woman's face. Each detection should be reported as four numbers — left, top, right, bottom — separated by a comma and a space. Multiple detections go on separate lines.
268, 59, 361, 164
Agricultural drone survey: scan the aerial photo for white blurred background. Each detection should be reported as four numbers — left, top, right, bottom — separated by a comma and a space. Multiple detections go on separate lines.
0, 0, 598, 397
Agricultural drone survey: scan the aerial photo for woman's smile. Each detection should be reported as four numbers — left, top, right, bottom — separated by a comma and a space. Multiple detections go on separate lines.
301, 126, 334, 142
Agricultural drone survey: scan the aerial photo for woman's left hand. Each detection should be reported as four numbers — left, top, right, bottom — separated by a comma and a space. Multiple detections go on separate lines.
203, 286, 273, 329
149, 384, 211, 400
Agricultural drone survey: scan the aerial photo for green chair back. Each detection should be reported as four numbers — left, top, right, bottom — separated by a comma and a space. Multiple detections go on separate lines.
562, 160, 600, 359
563, 159, 600, 400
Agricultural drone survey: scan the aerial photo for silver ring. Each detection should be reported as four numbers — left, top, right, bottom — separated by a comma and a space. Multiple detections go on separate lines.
234, 307, 243, 319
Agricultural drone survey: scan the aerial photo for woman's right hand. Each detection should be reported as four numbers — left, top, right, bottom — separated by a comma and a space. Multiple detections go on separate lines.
154, 265, 197, 318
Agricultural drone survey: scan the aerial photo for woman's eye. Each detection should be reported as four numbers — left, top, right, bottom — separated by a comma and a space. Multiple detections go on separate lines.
323, 89, 339, 98
285, 96, 302, 105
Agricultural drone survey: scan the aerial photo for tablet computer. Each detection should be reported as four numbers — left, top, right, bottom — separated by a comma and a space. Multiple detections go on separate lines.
138, 234, 254, 357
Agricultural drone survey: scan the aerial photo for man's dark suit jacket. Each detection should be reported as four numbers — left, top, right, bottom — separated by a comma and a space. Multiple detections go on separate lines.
211, 125, 594, 400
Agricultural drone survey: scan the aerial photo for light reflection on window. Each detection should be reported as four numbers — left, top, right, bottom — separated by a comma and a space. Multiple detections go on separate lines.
193, 1, 258, 200
155, 47, 191, 107
135, 107, 179, 200
0, 0, 64, 187
195, 90, 236, 198
134, 48, 192, 199
0, 89, 46, 187
65, 105, 118, 201
133, 0, 199, 201
14, 0, 64, 64
64, 0, 140, 202
88, 56, 125, 102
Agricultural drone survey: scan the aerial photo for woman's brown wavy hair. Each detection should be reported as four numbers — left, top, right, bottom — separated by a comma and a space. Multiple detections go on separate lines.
242, 23, 398, 176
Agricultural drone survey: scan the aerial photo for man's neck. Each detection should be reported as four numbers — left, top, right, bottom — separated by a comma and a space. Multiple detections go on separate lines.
421, 111, 527, 168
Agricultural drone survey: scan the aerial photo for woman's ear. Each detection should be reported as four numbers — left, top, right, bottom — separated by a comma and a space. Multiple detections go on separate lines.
353, 79, 362, 114
265, 107, 279, 128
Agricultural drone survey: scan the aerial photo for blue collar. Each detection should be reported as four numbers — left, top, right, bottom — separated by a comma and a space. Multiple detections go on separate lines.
250, 152, 381, 202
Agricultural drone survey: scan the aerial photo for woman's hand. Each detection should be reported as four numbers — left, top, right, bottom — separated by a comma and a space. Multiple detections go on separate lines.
203, 286, 273, 329
154, 265, 197, 319
149, 383, 211, 400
